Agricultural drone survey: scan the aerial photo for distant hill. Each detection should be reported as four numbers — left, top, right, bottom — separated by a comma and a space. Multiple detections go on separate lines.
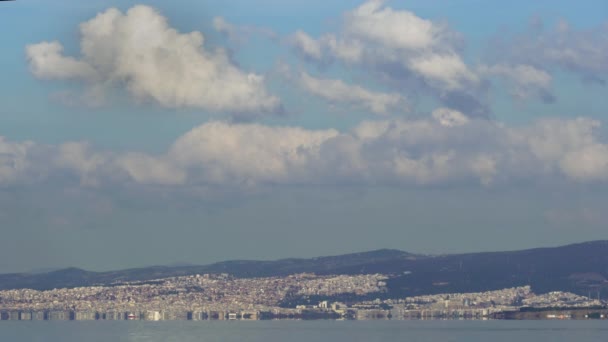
1, 241, 608, 299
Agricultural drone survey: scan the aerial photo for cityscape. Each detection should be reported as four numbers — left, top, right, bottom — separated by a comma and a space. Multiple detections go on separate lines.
0, 272, 604, 321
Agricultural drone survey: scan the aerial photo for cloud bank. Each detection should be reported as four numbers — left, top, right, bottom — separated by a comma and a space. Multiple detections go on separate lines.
3, 114, 608, 190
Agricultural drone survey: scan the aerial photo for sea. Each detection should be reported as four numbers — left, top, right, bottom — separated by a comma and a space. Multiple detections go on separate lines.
1, 320, 607, 342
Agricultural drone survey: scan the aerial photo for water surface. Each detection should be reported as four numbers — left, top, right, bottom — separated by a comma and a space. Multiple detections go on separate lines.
1, 320, 607, 342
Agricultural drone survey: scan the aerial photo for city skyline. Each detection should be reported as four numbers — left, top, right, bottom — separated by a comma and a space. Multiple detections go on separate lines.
1, 0, 608, 273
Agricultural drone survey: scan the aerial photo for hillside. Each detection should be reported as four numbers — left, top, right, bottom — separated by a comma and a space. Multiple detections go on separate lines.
1, 241, 608, 298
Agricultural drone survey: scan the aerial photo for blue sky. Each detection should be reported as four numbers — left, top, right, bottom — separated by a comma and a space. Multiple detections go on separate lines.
0, 0, 607, 272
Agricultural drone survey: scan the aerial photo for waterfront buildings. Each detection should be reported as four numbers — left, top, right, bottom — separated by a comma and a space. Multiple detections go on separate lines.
0, 273, 603, 320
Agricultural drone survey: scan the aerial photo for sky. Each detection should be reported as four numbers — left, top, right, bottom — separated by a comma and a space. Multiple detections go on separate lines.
0, 0, 608, 273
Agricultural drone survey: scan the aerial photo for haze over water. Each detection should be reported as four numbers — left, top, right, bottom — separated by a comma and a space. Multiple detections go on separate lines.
1, 321, 607, 342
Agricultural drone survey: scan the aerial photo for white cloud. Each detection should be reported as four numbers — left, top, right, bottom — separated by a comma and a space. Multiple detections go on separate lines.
0, 137, 34, 185
26, 41, 97, 80
55, 142, 107, 186
113, 116, 608, 187
167, 121, 339, 186
116, 153, 186, 186
479, 64, 554, 102
408, 53, 478, 91
471, 155, 498, 186
431, 108, 469, 127
490, 19, 608, 84
291, 30, 323, 61
321, 34, 365, 64
298, 72, 406, 115
344, 0, 441, 51
560, 144, 608, 182
392, 151, 456, 185
26, 6, 280, 117
290, 0, 477, 92
4, 116, 608, 188
507, 117, 608, 180
515, 118, 599, 165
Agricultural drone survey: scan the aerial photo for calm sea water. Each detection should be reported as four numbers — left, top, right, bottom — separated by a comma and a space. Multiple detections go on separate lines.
1, 320, 607, 342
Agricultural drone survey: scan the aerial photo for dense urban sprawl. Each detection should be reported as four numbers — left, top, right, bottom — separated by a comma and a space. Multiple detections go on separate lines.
0, 273, 603, 320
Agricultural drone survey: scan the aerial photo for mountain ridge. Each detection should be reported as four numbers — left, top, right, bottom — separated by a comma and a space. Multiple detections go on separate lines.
1, 241, 608, 299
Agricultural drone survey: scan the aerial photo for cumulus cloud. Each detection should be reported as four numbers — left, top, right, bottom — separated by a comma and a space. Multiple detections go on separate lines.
288, 1, 606, 114
431, 108, 469, 127
26, 6, 280, 117
560, 144, 608, 181
489, 19, 608, 84
344, 0, 444, 51
4, 115, 608, 189
26, 41, 97, 80
519, 118, 608, 181
297, 72, 406, 115
0, 137, 34, 185
115, 153, 186, 186
54, 142, 108, 186
286, 0, 493, 119
291, 30, 324, 61
168, 122, 339, 186
408, 53, 478, 91
289, 0, 477, 93
479, 64, 554, 102
138, 116, 608, 187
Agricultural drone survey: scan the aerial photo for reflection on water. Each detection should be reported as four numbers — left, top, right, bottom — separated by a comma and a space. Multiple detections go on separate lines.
1, 320, 608, 342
